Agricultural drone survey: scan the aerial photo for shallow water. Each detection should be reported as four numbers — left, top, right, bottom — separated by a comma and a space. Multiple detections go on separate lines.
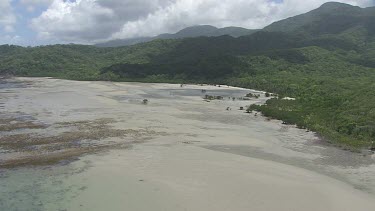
0, 77, 374, 211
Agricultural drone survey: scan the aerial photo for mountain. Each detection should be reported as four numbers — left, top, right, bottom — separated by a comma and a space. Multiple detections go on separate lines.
157, 25, 219, 39
96, 25, 257, 47
264, 2, 375, 38
264, 2, 362, 32
94, 37, 154, 48
263, 1, 375, 67
157, 25, 257, 38
1, 2, 375, 149
215, 27, 257, 37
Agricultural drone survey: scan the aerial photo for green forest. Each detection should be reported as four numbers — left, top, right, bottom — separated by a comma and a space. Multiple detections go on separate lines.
0, 2, 374, 150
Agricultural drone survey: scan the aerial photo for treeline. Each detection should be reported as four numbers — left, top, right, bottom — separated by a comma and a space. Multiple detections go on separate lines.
99, 40, 375, 149
1, 2, 375, 149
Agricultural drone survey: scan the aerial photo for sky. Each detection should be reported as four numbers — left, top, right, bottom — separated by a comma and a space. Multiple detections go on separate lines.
0, 0, 374, 46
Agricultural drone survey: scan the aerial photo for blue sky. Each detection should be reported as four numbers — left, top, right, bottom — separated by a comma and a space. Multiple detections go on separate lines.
0, 0, 374, 46
7, 1, 41, 45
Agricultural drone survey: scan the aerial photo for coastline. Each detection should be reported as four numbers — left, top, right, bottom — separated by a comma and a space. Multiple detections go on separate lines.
0, 77, 374, 210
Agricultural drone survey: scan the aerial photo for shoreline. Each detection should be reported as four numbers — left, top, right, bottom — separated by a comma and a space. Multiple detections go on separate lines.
1, 77, 374, 210
8, 76, 373, 152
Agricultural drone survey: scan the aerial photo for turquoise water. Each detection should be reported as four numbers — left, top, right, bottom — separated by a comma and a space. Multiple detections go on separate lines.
1, 78, 374, 211
0, 158, 96, 211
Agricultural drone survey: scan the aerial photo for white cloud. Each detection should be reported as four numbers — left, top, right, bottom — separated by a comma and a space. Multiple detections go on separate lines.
0, 0, 16, 33
20, 0, 54, 12
0, 34, 24, 45
20, 0, 54, 6
30, 0, 375, 43
4, 25, 14, 32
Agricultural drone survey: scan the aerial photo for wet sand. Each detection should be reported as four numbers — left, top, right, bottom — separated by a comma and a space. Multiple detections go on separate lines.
0, 77, 374, 210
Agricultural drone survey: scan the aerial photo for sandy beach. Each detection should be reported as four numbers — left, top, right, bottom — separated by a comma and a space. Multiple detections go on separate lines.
0, 77, 374, 211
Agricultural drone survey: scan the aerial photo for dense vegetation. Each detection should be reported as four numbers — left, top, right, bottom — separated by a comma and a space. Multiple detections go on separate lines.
0, 40, 180, 80
0, 2, 374, 150
96, 25, 257, 47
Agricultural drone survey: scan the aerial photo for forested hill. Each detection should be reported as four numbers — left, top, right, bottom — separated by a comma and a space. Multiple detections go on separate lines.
0, 2, 374, 150
265, 2, 375, 36
96, 25, 257, 47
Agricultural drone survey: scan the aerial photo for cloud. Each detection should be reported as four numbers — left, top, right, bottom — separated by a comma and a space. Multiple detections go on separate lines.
0, 34, 24, 45
31, 0, 175, 42
20, 0, 54, 7
4, 25, 14, 33
20, 0, 53, 4
0, 0, 16, 33
30, 0, 375, 43
20, 0, 54, 12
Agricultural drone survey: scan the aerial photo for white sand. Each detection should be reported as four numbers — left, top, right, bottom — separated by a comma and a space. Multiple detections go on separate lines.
59, 144, 375, 211
1, 77, 375, 211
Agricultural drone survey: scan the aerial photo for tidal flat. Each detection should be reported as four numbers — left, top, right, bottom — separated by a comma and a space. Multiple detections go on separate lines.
0, 77, 374, 211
